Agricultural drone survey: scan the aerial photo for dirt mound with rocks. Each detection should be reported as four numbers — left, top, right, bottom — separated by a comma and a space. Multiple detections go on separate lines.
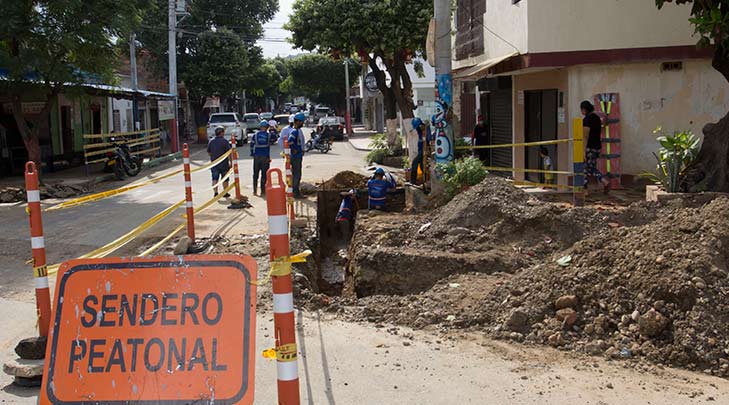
319, 171, 369, 190
346, 176, 618, 297
479, 197, 729, 377
0, 183, 92, 203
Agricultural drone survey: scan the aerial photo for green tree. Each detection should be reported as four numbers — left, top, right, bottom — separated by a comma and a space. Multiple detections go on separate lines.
0, 0, 148, 166
136, 0, 278, 104
287, 0, 432, 145
181, 30, 249, 101
657, 0, 729, 191
281, 54, 358, 114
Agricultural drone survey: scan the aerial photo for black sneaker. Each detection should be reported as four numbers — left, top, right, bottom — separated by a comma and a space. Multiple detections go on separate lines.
224, 193, 231, 198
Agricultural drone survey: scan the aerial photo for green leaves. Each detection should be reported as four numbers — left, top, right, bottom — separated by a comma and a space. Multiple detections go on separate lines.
437, 157, 489, 200
282, 54, 358, 112
641, 128, 701, 193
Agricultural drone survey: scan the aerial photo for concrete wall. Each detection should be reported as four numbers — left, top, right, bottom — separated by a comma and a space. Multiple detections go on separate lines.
528, 0, 695, 53
453, 0, 528, 70
567, 59, 729, 175
512, 69, 570, 184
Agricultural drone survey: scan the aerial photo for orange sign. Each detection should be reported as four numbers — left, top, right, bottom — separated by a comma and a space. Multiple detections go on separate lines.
40, 255, 257, 404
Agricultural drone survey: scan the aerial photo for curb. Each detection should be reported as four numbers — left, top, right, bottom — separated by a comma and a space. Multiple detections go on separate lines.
348, 139, 373, 152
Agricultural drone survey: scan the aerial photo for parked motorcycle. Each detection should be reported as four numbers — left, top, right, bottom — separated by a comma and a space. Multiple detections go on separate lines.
104, 137, 142, 180
305, 131, 332, 153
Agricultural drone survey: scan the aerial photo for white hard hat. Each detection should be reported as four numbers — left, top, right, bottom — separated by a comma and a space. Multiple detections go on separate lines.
269, 119, 277, 127
288, 114, 295, 123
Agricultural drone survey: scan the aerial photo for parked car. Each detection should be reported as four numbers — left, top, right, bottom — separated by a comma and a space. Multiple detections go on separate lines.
206, 112, 244, 143
314, 106, 332, 120
316, 116, 345, 141
289, 106, 299, 113
242, 113, 260, 134
274, 114, 290, 128
260, 112, 273, 121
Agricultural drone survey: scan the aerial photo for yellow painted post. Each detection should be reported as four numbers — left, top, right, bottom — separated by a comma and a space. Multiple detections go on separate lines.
572, 118, 585, 206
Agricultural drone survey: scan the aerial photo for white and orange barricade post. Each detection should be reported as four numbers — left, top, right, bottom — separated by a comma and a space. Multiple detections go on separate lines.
229, 137, 247, 209
266, 168, 300, 404
24, 162, 52, 337
282, 136, 295, 220
182, 143, 195, 241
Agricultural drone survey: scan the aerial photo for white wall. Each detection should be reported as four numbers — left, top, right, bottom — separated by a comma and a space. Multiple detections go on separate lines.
528, 0, 696, 53
454, 0, 529, 70
567, 60, 729, 175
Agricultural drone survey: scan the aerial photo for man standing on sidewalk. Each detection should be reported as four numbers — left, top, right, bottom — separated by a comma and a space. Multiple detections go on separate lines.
278, 114, 295, 149
251, 120, 274, 196
207, 126, 231, 198
288, 112, 307, 198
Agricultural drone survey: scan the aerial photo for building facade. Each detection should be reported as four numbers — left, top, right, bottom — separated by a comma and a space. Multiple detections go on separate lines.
453, 0, 729, 185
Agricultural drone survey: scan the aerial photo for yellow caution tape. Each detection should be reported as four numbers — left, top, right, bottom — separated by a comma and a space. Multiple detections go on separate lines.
262, 348, 277, 360
456, 138, 572, 150
484, 166, 575, 176
46, 199, 186, 275
47, 149, 232, 212
33, 265, 48, 278
190, 182, 237, 216
512, 180, 582, 191
276, 343, 298, 362
190, 149, 232, 173
139, 223, 186, 257
205, 168, 234, 192
251, 250, 312, 286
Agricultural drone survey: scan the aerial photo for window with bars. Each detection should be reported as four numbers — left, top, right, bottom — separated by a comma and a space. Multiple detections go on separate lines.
455, 0, 485, 60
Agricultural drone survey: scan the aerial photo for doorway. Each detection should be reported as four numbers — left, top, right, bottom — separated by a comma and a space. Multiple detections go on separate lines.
60, 106, 73, 156
524, 90, 557, 183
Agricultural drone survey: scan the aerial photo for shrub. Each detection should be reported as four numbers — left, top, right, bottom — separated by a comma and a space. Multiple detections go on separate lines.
437, 156, 488, 200
365, 133, 404, 164
640, 128, 700, 193
454, 137, 472, 160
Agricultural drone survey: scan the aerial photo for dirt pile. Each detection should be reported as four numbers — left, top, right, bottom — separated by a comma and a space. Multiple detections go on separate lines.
0, 183, 92, 203
346, 176, 617, 297
319, 171, 369, 190
478, 197, 729, 376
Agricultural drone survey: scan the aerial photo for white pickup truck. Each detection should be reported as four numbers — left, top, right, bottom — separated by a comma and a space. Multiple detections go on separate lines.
206, 112, 246, 143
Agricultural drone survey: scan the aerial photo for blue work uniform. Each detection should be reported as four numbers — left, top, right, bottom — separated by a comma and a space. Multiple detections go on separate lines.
250, 130, 273, 193
336, 196, 355, 221
288, 128, 304, 195
368, 178, 394, 210
207, 136, 231, 181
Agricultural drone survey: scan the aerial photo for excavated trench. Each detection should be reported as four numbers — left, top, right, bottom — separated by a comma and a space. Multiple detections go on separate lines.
313, 188, 406, 295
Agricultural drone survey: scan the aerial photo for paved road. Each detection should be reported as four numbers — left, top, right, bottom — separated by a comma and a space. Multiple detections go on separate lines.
0, 129, 366, 302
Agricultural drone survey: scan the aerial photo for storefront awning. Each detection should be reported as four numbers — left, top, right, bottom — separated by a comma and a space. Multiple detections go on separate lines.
453, 52, 519, 81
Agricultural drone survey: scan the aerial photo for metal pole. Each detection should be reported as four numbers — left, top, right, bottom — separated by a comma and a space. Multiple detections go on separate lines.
130, 33, 140, 131
168, 0, 180, 153
344, 61, 352, 137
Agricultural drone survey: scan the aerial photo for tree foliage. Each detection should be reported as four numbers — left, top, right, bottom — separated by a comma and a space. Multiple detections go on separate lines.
280, 54, 358, 113
0, 0, 149, 164
136, 0, 278, 101
656, 0, 729, 191
287, 0, 432, 127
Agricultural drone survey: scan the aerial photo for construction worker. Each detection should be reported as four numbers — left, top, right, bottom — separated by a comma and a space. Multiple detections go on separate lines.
278, 114, 295, 149
368, 167, 395, 211
288, 112, 307, 198
207, 126, 231, 198
335, 189, 358, 242
410, 118, 427, 184
250, 120, 274, 196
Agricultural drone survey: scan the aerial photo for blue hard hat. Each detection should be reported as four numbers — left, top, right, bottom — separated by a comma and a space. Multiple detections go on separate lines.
260, 120, 269, 127
375, 168, 385, 175
294, 112, 306, 122
412, 118, 423, 128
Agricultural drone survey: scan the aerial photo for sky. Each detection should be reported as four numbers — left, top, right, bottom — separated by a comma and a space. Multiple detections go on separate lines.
257, 0, 303, 58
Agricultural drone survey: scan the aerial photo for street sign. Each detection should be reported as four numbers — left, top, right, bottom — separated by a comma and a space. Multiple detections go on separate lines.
40, 255, 257, 405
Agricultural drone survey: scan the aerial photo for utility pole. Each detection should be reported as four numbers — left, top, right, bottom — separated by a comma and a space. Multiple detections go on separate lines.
129, 33, 140, 131
433, 0, 454, 165
344, 60, 352, 137
168, 0, 180, 153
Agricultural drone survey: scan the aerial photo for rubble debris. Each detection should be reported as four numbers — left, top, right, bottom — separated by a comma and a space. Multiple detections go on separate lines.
319, 170, 369, 190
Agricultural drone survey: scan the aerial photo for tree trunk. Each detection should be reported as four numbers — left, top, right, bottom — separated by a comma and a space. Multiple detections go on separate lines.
686, 111, 729, 192
11, 89, 57, 172
686, 48, 729, 192
369, 54, 401, 150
